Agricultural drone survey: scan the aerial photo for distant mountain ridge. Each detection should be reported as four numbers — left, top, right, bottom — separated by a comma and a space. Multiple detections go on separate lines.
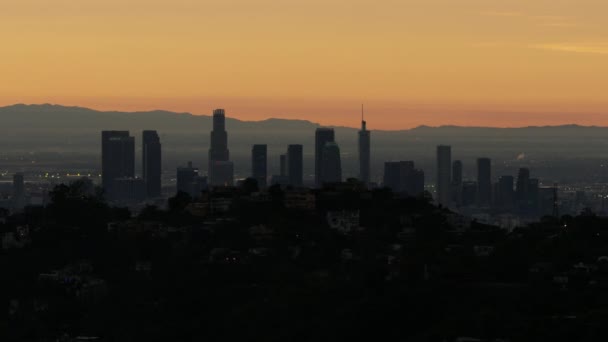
1, 103, 603, 131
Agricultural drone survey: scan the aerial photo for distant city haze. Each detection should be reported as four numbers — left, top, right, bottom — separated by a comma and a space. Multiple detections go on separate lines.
2, 0, 608, 129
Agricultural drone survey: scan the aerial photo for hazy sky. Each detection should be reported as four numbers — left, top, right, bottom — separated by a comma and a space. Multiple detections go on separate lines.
1, 0, 607, 129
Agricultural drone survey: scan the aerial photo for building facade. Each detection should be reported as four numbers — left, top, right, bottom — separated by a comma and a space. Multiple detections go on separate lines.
208, 109, 233, 186
320, 142, 342, 184
315, 128, 335, 187
358, 115, 371, 185
142, 130, 161, 198
436, 145, 452, 206
102, 131, 135, 200
251, 144, 267, 188
287, 144, 303, 187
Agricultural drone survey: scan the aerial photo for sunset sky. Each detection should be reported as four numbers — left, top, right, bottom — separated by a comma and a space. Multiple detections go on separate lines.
1, 0, 607, 129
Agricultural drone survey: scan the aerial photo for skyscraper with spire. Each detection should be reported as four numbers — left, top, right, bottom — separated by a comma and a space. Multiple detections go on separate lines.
358, 105, 371, 185
208, 109, 234, 186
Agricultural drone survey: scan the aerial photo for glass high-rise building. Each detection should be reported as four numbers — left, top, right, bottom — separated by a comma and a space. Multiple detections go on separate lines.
436, 145, 451, 206
208, 109, 233, 186
315, 128, 335, 187
383, 161, 402, 191
452, 160, 463, 186
287, 144, 303, 186
358, 113, 371, 185
251, 144, 267, 188
320, 142, 342, 184
451, 160, 463, 206
102, 131, 135, 199
383, 161, 424, 197
177, 161, 207, 197
497, 175, 514, 209
142, 130, 161, 198
516, 168, 530, 202
280, 154, 287, 177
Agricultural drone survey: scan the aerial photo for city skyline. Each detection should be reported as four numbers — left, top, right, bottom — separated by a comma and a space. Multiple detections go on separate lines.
5, 2, 608, 340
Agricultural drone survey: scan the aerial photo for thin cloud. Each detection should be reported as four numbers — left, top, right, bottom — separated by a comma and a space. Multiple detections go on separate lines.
539, 22, 578, 28
534, 15, 578, 28
533, 43, 608, 55
481, 11, 577, 28
480, 10, 525, 17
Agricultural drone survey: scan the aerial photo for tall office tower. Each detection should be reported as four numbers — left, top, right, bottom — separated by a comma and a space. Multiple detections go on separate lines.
102, 131, 135, 198
497, 175, 515, 209
528, 178, 540, 215
358, 106, 371, 185
452, 160, 463, 186
320, 142, 342, 184
208, 109, 233, 186
516, 168, 530, 202
177, 161, 207, 197
477, 158, 492, 206
462, 181, 478, 206
315, 128, 335, 187
436, 145, 452, 206
383, 162, 403, 191
397, 161, 415, 191
406, 169, 425, 197
399, 161, 419, 196
451, 160, 463, 205
271, 154, 289, 186
142, 130, 161, 198
383, 161, 423, 196
287, 144, 304, 186
280, 154, 287, 177
209, 161, 234, 187
251, 144, 267, 188
12, 173, 25, 209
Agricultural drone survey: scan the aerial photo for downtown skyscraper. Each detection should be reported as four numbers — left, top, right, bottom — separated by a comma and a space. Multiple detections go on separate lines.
320, 142, 342, 184
208, 109, 234, 187
383, 161, 424, 197
315, 128, 335, 187
102, 131, 135, 199
251, 144, 267, 188
436, 145, 451, 206
358, 107, 371, 185
451, 160, 463, 206
287, 144, 303, 187
177, 161, 207, 197
142, 130, 161, 198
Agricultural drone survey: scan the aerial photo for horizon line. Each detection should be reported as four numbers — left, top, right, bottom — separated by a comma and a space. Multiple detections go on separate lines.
1, 102, 606, 131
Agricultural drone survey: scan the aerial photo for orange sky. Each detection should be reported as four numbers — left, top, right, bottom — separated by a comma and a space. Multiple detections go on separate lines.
1, 0, 607, 129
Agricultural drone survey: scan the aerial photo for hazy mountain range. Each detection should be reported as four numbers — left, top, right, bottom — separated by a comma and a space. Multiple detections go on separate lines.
1, 104, 606, 182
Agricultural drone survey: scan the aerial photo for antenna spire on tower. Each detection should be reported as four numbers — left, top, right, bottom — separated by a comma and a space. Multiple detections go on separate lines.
361, 104, 364, 122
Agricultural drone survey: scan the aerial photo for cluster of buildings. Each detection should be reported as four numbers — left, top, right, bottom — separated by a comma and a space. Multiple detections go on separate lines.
100, 108, 372, 203
433, 145, 560, 225
0, 173, 29, 210
101, 130, 161, 202
1, 107, 600, 224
